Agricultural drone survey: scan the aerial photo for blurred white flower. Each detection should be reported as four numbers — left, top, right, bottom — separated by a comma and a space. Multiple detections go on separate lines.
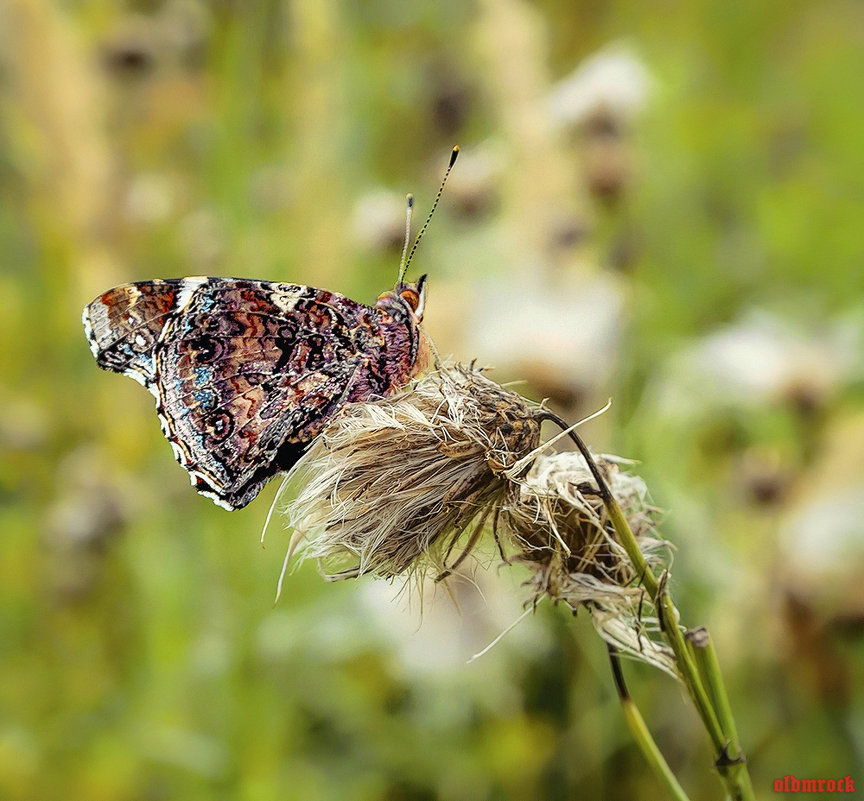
350, 188, 406, 253
777, 411, 864, 616
440, 143, 504, 217
782, 484, 864, 579
124, 171, 178, 224
657, 310, 862, 414
466, 273, 624, 402
548, 42, 653, 128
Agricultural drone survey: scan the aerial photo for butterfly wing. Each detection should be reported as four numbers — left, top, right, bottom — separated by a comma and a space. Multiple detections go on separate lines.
83, 278, 192, 386
84, 277, 396, 510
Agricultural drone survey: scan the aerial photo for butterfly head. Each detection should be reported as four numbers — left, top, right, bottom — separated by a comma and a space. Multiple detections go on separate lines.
378, 274, 427, 323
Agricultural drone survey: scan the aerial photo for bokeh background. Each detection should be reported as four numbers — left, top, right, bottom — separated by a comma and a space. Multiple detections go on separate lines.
2, 1, 863, 799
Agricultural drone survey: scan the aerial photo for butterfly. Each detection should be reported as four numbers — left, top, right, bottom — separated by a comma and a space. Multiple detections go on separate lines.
83, 275, 429, 510
83, 148, 458, 510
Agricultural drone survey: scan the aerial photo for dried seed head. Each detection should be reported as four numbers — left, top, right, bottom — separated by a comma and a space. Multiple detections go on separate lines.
503, 451, 677, 675
279, 364, 678, 675
504, 452, 659, 589
283, 364, 541, 579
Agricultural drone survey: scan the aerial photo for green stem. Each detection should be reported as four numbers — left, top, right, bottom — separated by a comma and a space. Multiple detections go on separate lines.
608, 646, 692, 801
605, 493, 659, 597
609, 491, 731, 758
688, 628, 756, 800
538, 413, 756, 801
611, 500, 756, 801
654, 581, 727, 755
687, 628, 741, 750
608, 492, 755, 801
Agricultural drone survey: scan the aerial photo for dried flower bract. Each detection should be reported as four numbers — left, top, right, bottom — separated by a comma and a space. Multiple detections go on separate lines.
503, 452, 677, 674
504, 452, 659, 593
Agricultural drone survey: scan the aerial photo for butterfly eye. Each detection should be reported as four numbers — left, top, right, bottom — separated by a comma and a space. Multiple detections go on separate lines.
400, 288, 420, 311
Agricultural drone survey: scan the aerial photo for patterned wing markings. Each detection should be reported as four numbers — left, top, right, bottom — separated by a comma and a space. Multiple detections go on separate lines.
170, 333, 365, 506
83, 277, 355, 368
168, 309, 363, 377
171, 362, 359, 415
84, 275, 424, 509
82, 279, 189, 385
167, 326, 365, 404
155, 290, 373, 508
162, 361, 361, 451
225, 366, 363, 460
159, 361, 369, 509
83, 277, 365, 394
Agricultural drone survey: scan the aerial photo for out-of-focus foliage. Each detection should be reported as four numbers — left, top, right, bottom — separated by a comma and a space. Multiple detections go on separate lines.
1, 1, 863, 799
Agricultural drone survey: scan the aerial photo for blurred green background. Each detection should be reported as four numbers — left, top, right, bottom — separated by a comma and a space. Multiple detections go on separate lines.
2, 0, 863, 799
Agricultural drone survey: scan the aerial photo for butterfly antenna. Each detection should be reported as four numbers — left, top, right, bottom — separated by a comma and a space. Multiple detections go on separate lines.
401, 146, 459, 279
396, 193, 414, 288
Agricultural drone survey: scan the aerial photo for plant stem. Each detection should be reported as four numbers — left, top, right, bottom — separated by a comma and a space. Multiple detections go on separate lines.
608, 646, 692, 801
606, 491, 755, 801
538, 412, 756, 801
687, 628, 741, 750
655, 581, 727, 755
688, 628, 756, 800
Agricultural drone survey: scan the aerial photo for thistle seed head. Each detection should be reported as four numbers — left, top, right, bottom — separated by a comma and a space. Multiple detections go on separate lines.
280, 364, 678, 676
503, 451, 677, 675
504, 452, 660, 589
283, 365, 541, 579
